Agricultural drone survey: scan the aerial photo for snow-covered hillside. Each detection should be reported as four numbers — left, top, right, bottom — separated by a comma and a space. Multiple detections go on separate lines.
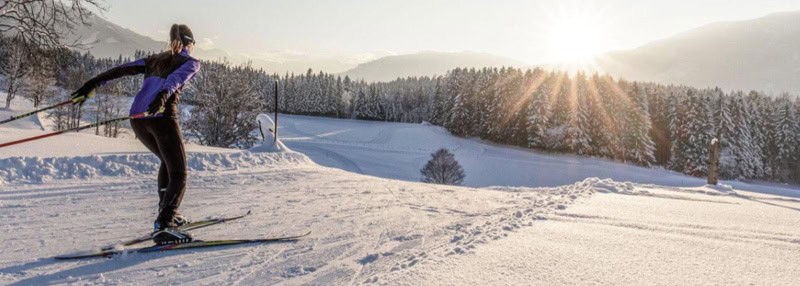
279, 114, 800, 198
1, 103, 799, 285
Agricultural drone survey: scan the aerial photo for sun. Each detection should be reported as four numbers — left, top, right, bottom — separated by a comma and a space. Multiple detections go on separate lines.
544, 5, 612, 66
549, 22, 606, 61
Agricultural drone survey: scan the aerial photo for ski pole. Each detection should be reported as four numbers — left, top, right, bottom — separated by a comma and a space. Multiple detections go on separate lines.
0, 111, 149, 149
0, 93, 91, 125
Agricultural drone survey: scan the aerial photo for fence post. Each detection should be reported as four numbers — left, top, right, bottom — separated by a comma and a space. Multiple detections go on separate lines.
708, 138, 720, 185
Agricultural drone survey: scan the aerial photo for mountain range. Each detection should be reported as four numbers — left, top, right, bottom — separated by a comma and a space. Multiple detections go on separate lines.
595, 10, 800, 94
69, 11, 800, 93
339, 51, 523, 82
68, 15, 230, 61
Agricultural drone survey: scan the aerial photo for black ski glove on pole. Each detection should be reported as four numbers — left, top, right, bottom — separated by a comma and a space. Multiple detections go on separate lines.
70, 81, 97, 106
148, 91, 170, 115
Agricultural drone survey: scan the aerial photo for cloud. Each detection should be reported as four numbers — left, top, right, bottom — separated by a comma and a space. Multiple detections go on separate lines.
198, 37, 216, 50
345, 50, 397, 65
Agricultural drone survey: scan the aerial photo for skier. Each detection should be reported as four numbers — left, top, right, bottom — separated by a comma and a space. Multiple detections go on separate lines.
70, 24, 200, 245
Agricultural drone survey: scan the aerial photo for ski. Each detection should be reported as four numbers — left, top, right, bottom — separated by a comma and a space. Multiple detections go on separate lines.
54, 231, 311, 260
99, 210, 252, 252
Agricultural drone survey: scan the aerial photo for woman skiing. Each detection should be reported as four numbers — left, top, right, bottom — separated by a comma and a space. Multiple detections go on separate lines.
70, 24, 200, 245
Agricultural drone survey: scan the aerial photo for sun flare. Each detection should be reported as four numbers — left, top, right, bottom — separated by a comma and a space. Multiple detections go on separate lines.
545, 6, 612, 66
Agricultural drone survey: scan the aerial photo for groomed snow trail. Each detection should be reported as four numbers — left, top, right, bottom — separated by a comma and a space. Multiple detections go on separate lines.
0, 152, 590, 285
403, 182, 800, 285
2, 104, 799, 285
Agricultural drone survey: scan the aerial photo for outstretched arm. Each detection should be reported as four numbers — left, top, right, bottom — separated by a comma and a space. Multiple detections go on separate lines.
161, 59, 201, 95
88, 59, 147, 88
71, 59, 147, 103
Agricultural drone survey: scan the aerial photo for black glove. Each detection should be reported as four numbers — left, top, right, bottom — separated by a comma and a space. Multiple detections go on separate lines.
70, 81, 97, 106
147, 91, 170, 115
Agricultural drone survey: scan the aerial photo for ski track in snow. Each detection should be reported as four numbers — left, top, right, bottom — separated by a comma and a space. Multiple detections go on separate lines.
5, 159, 796, 285
403, 184, 800, 285
0, 150, 596, 285
1, 104, 799, 285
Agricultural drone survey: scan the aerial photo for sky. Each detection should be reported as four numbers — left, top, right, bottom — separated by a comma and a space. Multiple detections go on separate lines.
99, 0, 800, 65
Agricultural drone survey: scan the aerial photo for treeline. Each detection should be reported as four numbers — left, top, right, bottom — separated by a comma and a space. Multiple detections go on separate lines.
231, 67, 799, 184
3, 34, 799, 183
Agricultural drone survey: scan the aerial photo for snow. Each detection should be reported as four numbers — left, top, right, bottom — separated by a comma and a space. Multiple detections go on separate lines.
279, 114, 800, 198
0, 153, 592, 285
0, 98, 46, 132
1, 102, 798, 285
407, 184, 800, 285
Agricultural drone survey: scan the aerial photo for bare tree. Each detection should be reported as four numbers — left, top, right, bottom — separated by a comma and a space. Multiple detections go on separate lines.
93, 83, 126, 137
0, 0, 105, 50
184, 61, 264, 148
47, 90, 74, 130
24, 50, 56, 107
420, 148, 466, 185
0, 37, 31, 109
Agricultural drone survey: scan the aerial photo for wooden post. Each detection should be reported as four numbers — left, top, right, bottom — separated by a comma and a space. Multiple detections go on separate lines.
708, 138, 720, 185
274, 81, 279, 144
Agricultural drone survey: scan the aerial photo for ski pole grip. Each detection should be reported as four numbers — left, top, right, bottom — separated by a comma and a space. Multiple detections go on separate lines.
70, 95, 85, 104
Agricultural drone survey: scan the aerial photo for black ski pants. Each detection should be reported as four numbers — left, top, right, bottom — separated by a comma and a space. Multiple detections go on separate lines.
131, 116, 187, 220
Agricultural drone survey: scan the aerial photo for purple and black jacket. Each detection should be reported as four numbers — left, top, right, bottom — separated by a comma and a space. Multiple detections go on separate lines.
88, 48, 200, 118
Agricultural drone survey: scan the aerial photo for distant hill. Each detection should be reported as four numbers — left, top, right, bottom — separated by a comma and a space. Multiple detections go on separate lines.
67, 15, 354, 73
67, 17, 524, 78
68, 14, 230, 61
341, 51, 524, 82
596, 10, 800, 94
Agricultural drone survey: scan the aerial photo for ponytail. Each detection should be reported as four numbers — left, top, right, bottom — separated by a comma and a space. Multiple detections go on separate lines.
169, 24, 183, 55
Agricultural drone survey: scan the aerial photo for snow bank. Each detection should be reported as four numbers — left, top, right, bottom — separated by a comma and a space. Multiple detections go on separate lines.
0, 151, 312, 184
489, 177, 635, 195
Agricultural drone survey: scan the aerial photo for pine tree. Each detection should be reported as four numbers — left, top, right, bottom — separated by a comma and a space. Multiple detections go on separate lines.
526, 74, 550, 149
725, 93, 759, 178
670, 90, 713, 176
545, 73, 573, 152
572, 73, 593, 155
772, 95, 799, 181
430, 78, 448, 126
355, 85, 384, 121
500, 68, 527, 145
445, 68, 474, 136
622, 84, 655, 166
599, 77, 627, 160
746, 91, 768, 178
648, 87, 672, 165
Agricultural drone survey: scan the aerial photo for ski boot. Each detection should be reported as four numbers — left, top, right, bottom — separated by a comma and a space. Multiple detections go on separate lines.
158, 189, 191, 227
152, 211, 193, 245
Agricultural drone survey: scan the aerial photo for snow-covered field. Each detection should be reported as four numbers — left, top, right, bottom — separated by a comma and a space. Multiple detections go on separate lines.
1, 101, 799, 285
279, 114, 800, 198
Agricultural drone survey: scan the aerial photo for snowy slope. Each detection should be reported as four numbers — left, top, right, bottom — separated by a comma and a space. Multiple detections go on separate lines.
0, 143, 591, 284
408, 182, 800, 285
2, 164, 798, 285
1, 104, 799, 285
279, 114, 800, 198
